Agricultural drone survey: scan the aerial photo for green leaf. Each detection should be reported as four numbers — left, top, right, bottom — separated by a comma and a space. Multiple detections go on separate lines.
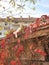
30, 0, 37, 4
32, 7, 35, 10
9, 0, 15, 7
25, 0, 29, 1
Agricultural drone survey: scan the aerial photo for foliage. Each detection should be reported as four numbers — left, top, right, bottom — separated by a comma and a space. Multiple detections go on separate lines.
9, 0, 37, 6
9, 0, 37, 9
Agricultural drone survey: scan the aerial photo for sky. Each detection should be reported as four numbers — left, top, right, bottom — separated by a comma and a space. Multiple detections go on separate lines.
0, 0, 49, 18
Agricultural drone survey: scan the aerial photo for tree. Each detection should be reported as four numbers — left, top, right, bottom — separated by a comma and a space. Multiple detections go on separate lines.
0, 0, 39, 17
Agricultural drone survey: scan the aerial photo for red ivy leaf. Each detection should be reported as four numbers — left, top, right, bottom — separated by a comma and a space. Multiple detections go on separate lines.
31, 64, 35, 65
1, 39, 5, 48
24, 33, 28, 39
1, 51, 5, 60
34, 49, 46, 56
17, 38, 20, 44
36, 18, 40, 27
10, 60, 16, 65
17, 60, 21, 65
18, 45, 24, 52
